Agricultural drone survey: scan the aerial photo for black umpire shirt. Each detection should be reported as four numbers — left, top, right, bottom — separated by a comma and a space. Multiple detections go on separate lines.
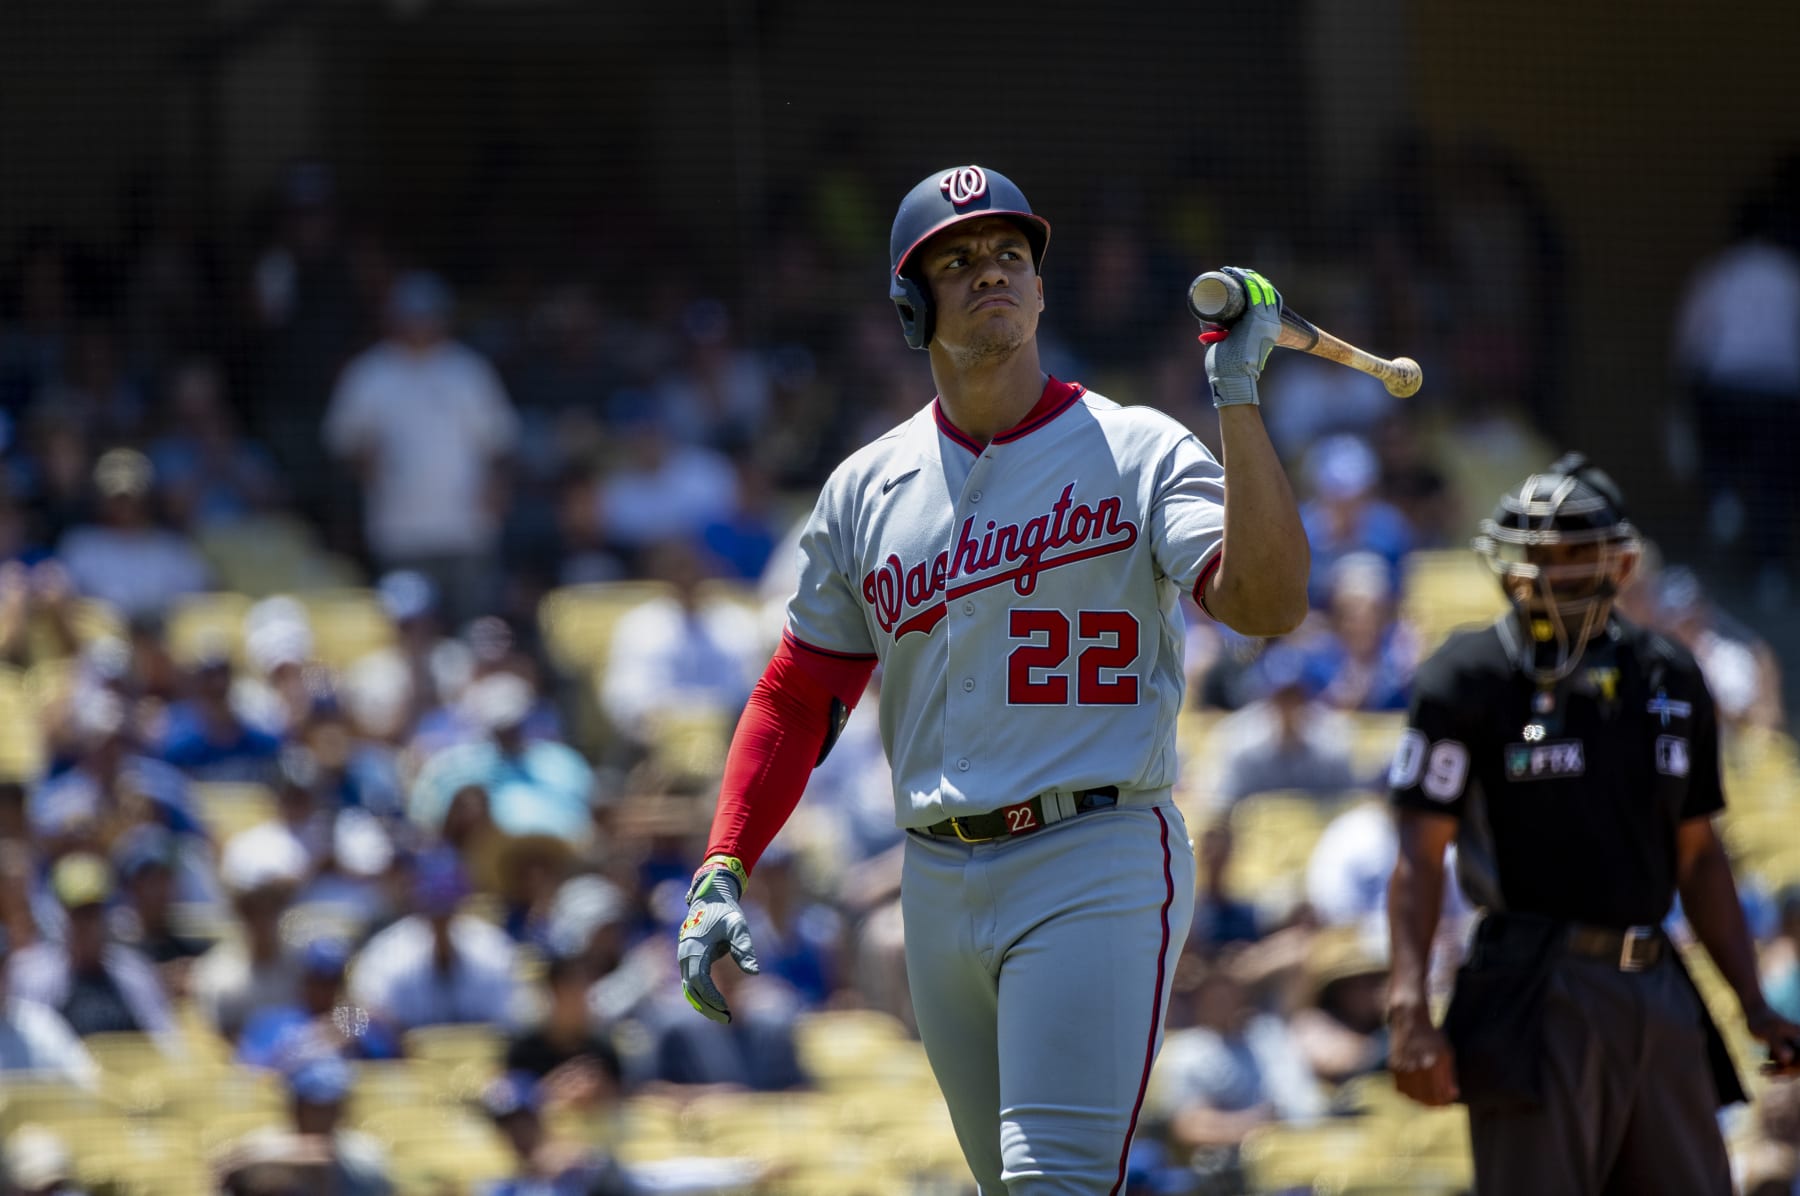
1390, 615, 1723, 929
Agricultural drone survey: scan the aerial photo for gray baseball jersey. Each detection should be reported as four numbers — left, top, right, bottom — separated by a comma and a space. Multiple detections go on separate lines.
785, 379, 1225, 826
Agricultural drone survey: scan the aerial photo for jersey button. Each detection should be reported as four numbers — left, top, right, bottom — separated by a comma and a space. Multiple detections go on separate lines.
956, 758, 971, 772
962, 601, 975, 616
970, 489, 983, 502
961, 678, 975, 692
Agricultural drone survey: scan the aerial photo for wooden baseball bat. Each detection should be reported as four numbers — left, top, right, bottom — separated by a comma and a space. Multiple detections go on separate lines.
1187, 271, 1423, 399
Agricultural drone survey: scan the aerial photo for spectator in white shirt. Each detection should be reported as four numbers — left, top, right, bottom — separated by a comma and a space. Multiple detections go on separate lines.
595, 417, 739, 559
190, 822, 311, 1041
1206, 648, 1360, 813
4, 854, 181, 1055
600, 540, 761, 755
324, 272, 520, 623
349, 850, 517, 1035
56, 448, 210, 620
1674, 176, 1800, 608
0, 927, 102, 1089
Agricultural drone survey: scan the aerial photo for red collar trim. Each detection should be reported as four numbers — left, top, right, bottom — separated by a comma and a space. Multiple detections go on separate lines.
932, 377, 1085, 455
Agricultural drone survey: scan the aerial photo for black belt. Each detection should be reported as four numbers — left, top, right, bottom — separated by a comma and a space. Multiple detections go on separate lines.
920, 786, 1120, 843
1564, 923, 1664, 972
1477, 913, 1665, 973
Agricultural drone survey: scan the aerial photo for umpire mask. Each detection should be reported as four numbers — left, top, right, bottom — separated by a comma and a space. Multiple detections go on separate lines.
1473, 452, 1641, 685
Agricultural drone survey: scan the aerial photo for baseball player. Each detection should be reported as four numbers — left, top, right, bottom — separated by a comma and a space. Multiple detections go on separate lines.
678, 164, 1310, 1194
1385, 453, 1800, 1193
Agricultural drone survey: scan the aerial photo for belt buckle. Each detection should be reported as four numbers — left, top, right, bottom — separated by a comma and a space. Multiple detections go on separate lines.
949, 818, 987, 844
1619, 926, 1655, 972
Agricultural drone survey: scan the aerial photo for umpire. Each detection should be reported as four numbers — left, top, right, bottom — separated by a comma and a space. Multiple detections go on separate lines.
1384, 452, 1800, 1194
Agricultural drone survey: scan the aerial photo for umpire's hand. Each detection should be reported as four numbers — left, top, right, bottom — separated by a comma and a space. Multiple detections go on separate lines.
1388, 1000, 1460, 1106
678, 856, 759, 1023
1747, 1003, 1800, 1079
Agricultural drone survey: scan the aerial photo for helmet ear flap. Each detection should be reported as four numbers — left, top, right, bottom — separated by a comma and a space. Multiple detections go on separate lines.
890, 273, 934, 350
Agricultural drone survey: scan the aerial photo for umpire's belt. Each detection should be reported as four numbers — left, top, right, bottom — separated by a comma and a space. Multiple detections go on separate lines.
920, 786, 1119, 843
1477, 913, 1665, 972
1564, 923, 1664, 972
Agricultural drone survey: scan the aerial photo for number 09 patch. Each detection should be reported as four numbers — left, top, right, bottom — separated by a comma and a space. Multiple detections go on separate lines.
1390, 728, 1469, 803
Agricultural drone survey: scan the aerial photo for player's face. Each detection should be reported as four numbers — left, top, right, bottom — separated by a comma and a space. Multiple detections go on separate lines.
919, 216, 1043, 363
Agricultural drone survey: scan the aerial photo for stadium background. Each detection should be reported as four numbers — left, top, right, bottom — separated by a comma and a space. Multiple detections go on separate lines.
0, 2, 1797, 1194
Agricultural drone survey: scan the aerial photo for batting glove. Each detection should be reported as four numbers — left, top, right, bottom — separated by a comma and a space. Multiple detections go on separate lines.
678, 854, 759, 1023
1203, 267, 1282, 408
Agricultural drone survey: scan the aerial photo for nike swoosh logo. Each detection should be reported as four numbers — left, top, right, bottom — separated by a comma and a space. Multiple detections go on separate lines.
882, 469, 921, 494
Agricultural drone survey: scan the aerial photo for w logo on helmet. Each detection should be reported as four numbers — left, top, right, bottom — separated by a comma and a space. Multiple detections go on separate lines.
938, 166, 989, 207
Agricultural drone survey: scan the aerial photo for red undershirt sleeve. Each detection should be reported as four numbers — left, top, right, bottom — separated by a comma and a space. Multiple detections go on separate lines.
701, 632, 877, 875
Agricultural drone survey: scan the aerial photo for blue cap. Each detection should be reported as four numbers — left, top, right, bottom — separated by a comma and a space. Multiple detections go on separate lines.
112, 824, 176, 881
1254, 645, 1315, 698
287, 1054, 353, 1104
377, 570, 438, 624
1308, 434, 1379, 502
479, 1071, 541, 1120
301, 936, 352, 977
386, 271, 453, 324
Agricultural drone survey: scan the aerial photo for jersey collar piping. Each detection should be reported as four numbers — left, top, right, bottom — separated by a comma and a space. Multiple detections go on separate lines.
932, 376, 1085, 455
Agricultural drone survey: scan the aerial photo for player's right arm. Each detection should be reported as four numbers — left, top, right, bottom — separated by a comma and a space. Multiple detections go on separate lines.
679, 479, 878, 1023
1197, 268, 1310, 635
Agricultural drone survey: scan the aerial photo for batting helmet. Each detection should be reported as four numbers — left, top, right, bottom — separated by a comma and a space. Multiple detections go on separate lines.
1473, 451, 1641, 682
888, 165, 1051, 350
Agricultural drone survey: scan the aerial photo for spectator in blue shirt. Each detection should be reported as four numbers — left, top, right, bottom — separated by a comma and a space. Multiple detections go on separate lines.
1294, 552, 1420, 713
409, 672, 595, 846
1297, 434, 1415, 609
157, 651, 283, 782
238, 937, 399, 1070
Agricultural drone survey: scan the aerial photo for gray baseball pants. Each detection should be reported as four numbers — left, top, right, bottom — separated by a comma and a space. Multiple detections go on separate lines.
901, 798, 1196, 1195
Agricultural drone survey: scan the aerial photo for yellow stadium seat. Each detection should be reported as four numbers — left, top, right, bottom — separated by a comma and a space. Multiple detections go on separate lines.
343, 1059, 439, 1123
192, 782, 279, 843
0, 1081, 121, 1137
196, 514, 366, 597
1401, 549, 1505, 655
538, 580, 673, 677
1346, 713, 1405, 779
1226, 790, 1341, 893
162, 1066, 285, 1126
298, 588, 395, 669
166, 591, 256, 667
1240, 1119, 1405, 1192
793, 1008, 911, 1086
0, 662, 43, 780
402, 1022, 504, 1062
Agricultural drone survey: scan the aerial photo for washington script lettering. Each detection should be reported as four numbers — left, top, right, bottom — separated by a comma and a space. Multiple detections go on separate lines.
861, 483, 1138, 639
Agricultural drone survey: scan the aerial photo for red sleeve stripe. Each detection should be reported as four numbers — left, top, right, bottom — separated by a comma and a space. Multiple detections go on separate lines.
1190, 548, 1224, 620
1109, 806, 1176, 1196
782, 630, 877, 662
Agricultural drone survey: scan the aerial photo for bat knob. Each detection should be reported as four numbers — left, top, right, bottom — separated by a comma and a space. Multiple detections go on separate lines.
1187, 271, 1245, 323
1385, 356, 1424, 398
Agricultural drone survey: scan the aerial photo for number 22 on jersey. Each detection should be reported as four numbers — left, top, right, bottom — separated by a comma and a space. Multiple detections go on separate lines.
1006, 609, 1140, 706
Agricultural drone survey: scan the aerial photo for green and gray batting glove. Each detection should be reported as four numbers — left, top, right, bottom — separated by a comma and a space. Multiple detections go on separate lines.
678, 854, 758, 1023
1204, 267, 1283, 409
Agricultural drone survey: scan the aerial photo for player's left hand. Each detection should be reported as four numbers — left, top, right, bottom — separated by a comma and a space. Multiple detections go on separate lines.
678, 856, 759, 1024
1202, 267, 1282, 409
1746, 1003, 1800, 1078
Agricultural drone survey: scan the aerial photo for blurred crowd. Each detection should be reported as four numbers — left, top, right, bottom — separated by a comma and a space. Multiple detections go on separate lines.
0, 141, 1795, 1196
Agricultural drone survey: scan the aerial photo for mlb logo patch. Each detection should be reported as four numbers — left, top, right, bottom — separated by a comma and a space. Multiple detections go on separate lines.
1655, 735, 1690, 778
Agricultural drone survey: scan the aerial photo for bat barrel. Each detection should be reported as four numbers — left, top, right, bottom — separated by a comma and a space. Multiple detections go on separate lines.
1187, 272, 1244, 322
